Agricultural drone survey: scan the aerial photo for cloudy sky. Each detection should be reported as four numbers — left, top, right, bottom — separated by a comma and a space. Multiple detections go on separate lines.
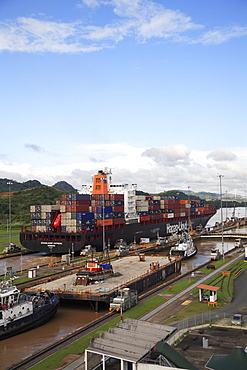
1, 0, 247, 195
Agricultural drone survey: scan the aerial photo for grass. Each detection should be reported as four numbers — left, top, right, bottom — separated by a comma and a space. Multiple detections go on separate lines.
162, 278, 195, 295
0, 224, 23, 252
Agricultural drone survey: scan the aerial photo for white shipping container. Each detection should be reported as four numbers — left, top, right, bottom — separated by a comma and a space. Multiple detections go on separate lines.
36, 226, 46, 232
136, 200, 148, 205
168, 213, 174, 218
66, 226, 77, 233
51, 205, 63, 211
180, 212, 186, 217
30, 205, 36, 212
135, 195, 146, 201
136, 205, 149, 210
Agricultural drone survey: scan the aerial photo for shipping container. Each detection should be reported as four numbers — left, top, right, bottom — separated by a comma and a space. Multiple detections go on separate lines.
96, 219, 113, 226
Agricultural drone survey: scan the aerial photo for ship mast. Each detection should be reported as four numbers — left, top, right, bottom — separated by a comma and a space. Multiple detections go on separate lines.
92, 169, 112, 257
188, 186, 191, 234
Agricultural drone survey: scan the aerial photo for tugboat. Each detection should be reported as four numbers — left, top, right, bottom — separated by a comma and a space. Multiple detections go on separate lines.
75, 259, 114, 285
0, 278, 59, 340
169, 232, 197, 259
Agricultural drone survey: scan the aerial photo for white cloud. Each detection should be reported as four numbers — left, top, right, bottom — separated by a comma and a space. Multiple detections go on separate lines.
207, 149, 237, 162
1, 143, 247, 195
142, 144, 191, 165
196, 26, 247, 45
0, 1, 246, 53
81, 0, 101, 8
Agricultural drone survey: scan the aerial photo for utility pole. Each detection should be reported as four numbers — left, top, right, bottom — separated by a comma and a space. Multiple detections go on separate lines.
188, 186, 191, 233
218, 175, 224, 260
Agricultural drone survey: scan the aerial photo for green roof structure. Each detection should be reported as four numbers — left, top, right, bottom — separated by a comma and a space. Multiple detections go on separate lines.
205, 346, 247, 370
155, 341, 199, 370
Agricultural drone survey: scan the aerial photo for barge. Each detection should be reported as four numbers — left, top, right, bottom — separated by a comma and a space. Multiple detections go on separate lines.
26, 255, 181, 310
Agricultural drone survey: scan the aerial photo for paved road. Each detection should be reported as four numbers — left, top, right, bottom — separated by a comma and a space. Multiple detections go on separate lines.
217, 264, 247, 315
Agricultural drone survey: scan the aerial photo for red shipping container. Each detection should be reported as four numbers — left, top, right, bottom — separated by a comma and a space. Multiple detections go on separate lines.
71, 205, 90, 212
149, 204, 160, 210
113, 218, 125, 224
140, 216, 150, 221
112, 206, 124, 212
150, 214, 162, 220
110, 194, 124, 200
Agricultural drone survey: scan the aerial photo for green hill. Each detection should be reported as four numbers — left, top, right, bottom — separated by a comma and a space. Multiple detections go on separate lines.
0, 186, 67, 225
0, 179, 43, 193
53, 181, 76, 191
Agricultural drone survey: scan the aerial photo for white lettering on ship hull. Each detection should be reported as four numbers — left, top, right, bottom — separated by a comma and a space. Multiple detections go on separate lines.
41, 241, 63, 251
166, 221, 188, 234
41, 242, 63, 245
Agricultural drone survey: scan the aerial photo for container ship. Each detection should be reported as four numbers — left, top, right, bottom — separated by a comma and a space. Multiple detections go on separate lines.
20, 169, 216, 254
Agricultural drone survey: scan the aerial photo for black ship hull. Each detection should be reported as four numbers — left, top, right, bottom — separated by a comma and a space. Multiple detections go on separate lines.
0, 293, 59, 340
20, 214, 213, 255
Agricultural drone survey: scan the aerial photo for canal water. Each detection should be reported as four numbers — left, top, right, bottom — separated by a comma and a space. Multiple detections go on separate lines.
1, 207, 246, 369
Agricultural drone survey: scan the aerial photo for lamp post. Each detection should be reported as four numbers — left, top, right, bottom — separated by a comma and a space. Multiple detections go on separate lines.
7, 181, 13, 244
218, 175, 224, 260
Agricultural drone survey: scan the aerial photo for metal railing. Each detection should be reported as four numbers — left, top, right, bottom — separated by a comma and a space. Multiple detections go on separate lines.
167, 312, 246, 345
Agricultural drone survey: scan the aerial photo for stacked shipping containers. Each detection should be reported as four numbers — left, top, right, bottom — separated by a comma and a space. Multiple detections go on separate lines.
30, 192, 125, 233
135, 195, 210, 222
30, 191, 213, 234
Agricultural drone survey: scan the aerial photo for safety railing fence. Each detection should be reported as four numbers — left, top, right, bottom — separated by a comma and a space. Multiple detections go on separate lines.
167, 311, 244, 345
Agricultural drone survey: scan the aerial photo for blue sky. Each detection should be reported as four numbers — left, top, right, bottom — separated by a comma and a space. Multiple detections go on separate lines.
1, 0, 247, 195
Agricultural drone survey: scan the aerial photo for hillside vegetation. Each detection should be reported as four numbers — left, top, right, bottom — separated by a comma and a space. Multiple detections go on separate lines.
0, 178, 245, 227
0, 179, 43, 193
0, 186, 70, 225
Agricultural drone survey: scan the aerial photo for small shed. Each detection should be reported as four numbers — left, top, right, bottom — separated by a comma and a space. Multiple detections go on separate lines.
28, 268, 37, 278
197, 284, 220, 303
